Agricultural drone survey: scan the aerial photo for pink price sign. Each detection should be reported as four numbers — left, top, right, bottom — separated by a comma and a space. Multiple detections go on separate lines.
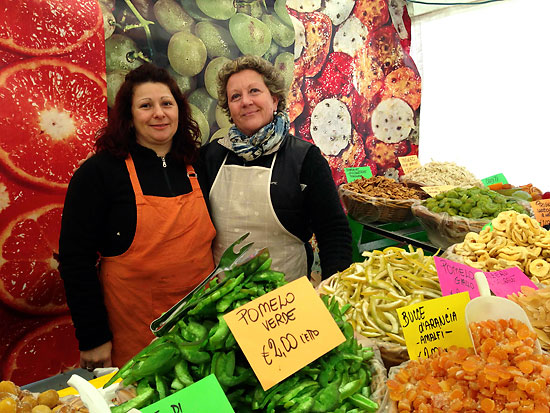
484, 267, 538, 298
434, 257, 480, 298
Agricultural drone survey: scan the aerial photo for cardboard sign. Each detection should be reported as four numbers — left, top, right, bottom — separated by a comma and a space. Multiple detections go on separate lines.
140, 375, 234, 413
344, 166, 373, 182
421, 185, 456, 197
398, 155, 421, 175
484, 267, 538, 298
397, 292, 473, 360
435, 257, 480, 298
481, 173, 508, 187
224, 277, 345, 390
531, 199, 550, 226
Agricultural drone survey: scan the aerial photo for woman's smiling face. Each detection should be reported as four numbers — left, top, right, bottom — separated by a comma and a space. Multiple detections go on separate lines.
131, 82, 178, 156
226, 69, 279, 137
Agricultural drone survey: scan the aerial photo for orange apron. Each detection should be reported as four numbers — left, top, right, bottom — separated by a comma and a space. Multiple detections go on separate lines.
100, 156, 215, 367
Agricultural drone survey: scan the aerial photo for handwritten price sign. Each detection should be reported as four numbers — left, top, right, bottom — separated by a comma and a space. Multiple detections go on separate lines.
531, 199, 550, 226
397, 292, 473, 360
398, 155, 421, 175
224, 277, 345, 390
435, 257, 480, 298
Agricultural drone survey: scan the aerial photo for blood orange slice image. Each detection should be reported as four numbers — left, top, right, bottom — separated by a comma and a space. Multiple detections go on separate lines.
0, 204, 67, 315
2, 315, 79, 386
0, 0, 102, 56
0, 58, 107, 190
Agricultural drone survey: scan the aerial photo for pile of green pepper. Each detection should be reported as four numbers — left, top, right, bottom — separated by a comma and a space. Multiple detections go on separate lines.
423, 187, 527, 219
105, 249, 379, 413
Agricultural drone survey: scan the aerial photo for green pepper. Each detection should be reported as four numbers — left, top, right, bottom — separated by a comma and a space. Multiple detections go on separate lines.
339, 368, 366, 401
180, 320, 208, 342
123, 342, 180, 385
174, 359, 194, 387
188, 273, 245, 315
349, 393, 378, 412
311, 380, 340, 412
207, 315, 230, 350
103, 337, 169, 388
170, 376, 184, 391
215, 352, 251, 387
279, 380, 319, 405
224, 332, 237, 349
111, 385, 155, 413
287, 396, 314, 412
180, 346, 210, 365
250, 269, 285, 283
154, 374, 168, 399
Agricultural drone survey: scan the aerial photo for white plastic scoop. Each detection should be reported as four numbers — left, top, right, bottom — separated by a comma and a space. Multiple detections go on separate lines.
465, 271, 541, 354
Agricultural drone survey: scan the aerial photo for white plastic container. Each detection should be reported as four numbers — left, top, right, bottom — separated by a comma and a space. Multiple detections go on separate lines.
465, 272, 541, 354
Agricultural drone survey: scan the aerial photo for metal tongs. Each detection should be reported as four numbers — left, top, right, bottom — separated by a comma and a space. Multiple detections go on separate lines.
150, 233, 253, 336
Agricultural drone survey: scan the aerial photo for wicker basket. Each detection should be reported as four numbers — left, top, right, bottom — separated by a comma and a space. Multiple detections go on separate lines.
339, 186, 421, 224
412, 200, 534, 250
411, 203, 488, 249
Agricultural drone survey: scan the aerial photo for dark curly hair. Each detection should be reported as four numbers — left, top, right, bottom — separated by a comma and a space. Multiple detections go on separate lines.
95, 63, 201, 163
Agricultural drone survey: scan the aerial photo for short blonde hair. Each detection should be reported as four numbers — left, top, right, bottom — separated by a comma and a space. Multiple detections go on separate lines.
217, 55, 287, 117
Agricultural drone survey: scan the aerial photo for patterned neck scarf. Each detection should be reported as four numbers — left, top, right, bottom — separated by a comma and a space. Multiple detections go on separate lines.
219, 111, 290, 161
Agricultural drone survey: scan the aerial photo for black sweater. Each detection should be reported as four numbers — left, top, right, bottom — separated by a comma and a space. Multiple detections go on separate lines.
59, 143, 197, 350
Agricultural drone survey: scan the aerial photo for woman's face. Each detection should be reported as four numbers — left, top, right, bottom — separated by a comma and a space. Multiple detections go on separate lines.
226, 69, 279, 137
131, 82, 178, 156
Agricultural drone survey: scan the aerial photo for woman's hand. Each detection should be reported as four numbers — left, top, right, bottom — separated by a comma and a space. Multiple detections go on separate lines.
80, 341, 113, 370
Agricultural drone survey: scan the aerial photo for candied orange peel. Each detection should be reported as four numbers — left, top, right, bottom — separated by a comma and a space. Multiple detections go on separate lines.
388, 318, 550, 412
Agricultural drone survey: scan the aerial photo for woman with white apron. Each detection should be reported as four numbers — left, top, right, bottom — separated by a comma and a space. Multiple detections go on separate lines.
201, 55, 352, 281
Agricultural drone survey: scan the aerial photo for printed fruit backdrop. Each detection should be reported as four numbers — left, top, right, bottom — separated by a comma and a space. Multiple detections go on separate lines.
101, 0, 419, 185
0, 0, 107, 384
0, 0, 419, 384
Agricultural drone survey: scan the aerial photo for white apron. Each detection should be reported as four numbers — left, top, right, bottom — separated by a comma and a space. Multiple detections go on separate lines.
209, 153, 307, 281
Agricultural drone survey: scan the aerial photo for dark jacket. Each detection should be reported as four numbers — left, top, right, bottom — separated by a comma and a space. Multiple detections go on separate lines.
199, 135, 353, 278
59, 142, 197, 350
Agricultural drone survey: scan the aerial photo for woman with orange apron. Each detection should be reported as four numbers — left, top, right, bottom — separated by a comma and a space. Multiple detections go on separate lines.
59, 64, 215, 369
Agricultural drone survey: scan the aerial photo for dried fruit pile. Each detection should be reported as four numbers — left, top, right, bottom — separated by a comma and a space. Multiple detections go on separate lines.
508, 285, 550, 351
319, 246, 441, 346
423, 187, 527, 220
451, 211, 550, 282
387, 319, 550, 412
0, 381, 85, 413
342, 176, 425, 200
401, 161, 483, 188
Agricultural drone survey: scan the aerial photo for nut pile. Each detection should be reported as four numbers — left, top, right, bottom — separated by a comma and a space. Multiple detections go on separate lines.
342, 176, 425, 200
508, 285, 550, 351
452, 211, 550, 282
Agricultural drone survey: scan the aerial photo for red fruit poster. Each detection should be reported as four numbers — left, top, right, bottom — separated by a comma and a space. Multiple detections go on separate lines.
0, 0, 107, 385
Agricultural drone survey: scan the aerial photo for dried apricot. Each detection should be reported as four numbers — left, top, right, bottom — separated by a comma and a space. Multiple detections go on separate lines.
480, 397, 496, 411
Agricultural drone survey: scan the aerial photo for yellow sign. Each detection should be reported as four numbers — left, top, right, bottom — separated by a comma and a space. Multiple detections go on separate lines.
398, 155, 421, 175
223, 277, 345, 390
421, 185, 456, 197
531, 199, 550, 226
397, 292, 473, 360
